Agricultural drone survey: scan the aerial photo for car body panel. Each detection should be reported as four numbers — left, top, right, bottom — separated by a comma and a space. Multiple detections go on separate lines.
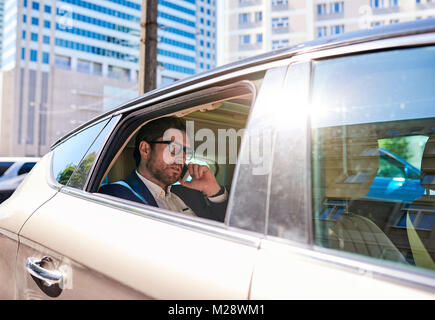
0, 229, 19, 299
0, 154, 56, 299
18, 188, 259, 299
0, 154, 56, 235
250, 239, 435, 299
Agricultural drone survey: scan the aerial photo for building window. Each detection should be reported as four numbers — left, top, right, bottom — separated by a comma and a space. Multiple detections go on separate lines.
330, 24, 345, 35
31, 33, 38, 42
255, 11, 262, 22
54, 55, 71, 70
30, 50, 38, 62
77, 59, 91, 74
330, 2, 344, 13
43, 35, 50, 44
42, 52, 49, 64
239, 13, 250, 24
31, 17, 39, 25
272, 0, 289, 5
256, 33, 263, 43
93, 62, 102, 76
108, 65, 130, 80
317, 26, 327, 38
317, 4, 327, 15
371, 21, 385, 27
239, 34, 250, 45
272, 17, 289, 28
370, 0, 385, 8
272, 39, 289, 50
389, 0, 399, 6
32, 1, 39, 10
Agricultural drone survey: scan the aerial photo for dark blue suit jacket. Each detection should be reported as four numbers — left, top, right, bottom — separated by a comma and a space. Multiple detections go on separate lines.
98, 171, 227, 222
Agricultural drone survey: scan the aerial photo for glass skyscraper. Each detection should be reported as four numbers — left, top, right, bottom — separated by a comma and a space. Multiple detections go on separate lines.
0, 0, 217, 156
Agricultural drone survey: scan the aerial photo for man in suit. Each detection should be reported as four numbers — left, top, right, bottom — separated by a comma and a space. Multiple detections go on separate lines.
99, 117, 227, 222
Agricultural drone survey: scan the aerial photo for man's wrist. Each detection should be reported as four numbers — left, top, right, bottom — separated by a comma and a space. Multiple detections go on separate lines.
207, 185, 225, 198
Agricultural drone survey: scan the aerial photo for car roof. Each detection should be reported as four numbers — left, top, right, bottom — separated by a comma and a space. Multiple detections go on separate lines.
52, 18, 435, 149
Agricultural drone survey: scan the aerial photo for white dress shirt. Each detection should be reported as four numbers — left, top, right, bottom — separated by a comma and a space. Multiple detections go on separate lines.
135, 170, 227, 216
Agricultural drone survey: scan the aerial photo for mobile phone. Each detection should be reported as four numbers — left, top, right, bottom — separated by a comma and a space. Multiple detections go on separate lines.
181, 164, 189, 182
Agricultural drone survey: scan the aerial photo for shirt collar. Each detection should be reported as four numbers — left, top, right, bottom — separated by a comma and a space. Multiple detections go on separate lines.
135, 170, 172, 199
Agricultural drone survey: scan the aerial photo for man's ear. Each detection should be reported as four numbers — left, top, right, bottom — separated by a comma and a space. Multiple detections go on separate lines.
139, 141, 151, 159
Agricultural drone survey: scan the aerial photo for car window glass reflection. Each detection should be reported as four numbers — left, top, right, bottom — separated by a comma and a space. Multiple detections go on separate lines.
52, 119, 108, 185
68, 116, 119, 189
311, 46, 435, 273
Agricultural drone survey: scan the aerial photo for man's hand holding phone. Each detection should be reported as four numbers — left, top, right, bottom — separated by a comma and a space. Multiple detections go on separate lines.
178, 163, 221, 197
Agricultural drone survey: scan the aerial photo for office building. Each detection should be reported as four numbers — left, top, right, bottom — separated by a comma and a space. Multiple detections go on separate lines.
220, 0, 435, 64
0, 0, 216, 156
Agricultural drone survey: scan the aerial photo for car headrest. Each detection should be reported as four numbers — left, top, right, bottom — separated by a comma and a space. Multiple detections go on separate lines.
420, 135, 435, 191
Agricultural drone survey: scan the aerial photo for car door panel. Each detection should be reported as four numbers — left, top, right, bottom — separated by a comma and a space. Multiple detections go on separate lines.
0, 154, 57, 236
250, 239, 435, 299
0, 230, 19, 299
0, 154, 57, 299
17, 190, 259, 299
16, 237, 147, 299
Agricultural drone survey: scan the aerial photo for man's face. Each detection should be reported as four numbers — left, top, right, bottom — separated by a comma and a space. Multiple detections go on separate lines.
145, 129, 190, 187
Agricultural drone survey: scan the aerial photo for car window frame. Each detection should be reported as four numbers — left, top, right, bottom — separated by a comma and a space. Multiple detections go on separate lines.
55, 62, 298, 249
56, 84, 262, 248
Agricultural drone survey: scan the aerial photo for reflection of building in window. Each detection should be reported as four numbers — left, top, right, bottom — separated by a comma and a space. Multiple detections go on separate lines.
396, 208, 435, 231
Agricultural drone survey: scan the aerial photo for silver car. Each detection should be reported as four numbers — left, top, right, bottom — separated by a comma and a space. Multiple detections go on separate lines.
1, 19, 435, 300
0, 157, 40, 203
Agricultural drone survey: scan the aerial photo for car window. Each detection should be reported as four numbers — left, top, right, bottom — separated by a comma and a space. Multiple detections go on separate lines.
0, 162, 14, 176
97, 74, 266, 225
52, 118, 110, 185
17, 162, 37, 175
67, 116, 119, 189
311, 46, 435, 273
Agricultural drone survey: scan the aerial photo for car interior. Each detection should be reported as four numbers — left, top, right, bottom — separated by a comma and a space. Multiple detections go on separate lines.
96, 77, 265, 221
313, 117, 435, 269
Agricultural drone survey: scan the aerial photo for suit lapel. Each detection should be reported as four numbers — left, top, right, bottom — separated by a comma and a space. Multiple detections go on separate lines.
125, 171, 158, 207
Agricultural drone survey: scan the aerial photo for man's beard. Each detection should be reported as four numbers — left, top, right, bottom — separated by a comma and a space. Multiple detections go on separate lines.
147, 162, 182, 187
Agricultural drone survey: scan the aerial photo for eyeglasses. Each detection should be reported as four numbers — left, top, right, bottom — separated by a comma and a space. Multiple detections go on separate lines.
147, 140, 194, 161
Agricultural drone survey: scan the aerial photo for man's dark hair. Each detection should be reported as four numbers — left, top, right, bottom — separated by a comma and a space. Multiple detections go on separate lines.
134, 116, 186, 166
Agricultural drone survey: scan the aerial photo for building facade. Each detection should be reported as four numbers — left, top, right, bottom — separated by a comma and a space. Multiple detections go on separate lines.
0, 0, 217, 156
196, 0, 217, 73
220, 0, 435, 64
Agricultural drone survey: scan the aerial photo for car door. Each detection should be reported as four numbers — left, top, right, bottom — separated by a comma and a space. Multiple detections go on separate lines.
0, 155, 55, 299
249, 39, 435, 298
14, 66, 287, 299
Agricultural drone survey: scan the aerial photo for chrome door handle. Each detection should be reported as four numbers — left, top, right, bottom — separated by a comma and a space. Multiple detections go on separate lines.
26, 257, 63, 287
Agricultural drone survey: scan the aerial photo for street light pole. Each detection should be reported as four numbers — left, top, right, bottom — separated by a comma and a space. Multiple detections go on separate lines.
139, 0, 158, 95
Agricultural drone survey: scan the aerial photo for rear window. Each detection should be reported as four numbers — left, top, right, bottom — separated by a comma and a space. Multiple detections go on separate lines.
18, 162, 37, 175
311, 46, 435, 273
0, 162, 14, 176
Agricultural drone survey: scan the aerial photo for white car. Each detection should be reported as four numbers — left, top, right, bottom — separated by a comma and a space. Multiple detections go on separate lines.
0, 157, 40, 203
0, 19, 434, 300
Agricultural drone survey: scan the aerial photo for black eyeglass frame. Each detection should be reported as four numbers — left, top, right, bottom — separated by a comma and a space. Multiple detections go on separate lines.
147, 140, 194, 160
